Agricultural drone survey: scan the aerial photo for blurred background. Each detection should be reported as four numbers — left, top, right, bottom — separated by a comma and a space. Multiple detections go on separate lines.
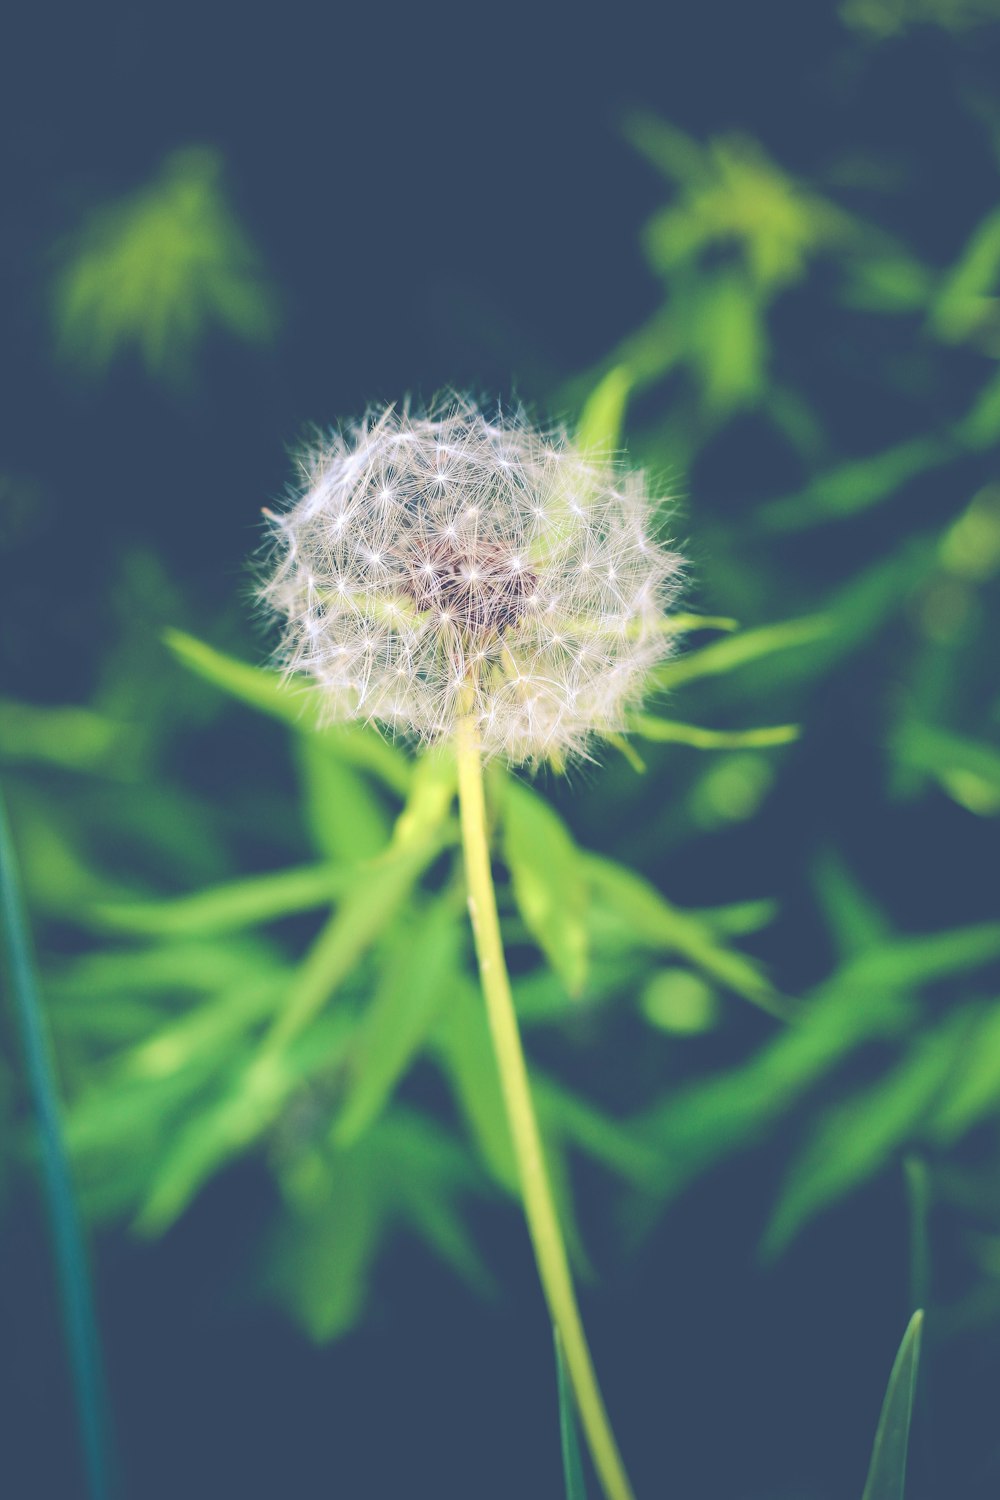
3, 2, 1000, 1496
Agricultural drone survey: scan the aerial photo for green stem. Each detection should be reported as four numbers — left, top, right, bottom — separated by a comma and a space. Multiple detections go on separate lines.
0, 785, 114, 1500
455, 717, 636, 1500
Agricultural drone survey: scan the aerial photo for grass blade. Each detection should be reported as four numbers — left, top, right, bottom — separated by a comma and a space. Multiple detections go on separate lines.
861, 1310, 924, 1500
0, 784, 115, 1499
555, 1328, 589, 1500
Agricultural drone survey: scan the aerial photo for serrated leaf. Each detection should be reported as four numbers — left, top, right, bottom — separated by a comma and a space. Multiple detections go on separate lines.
164, 630, 411, 793
503, 780, 589, 996
861, 1311, 923, 1500
555, 1330, 588, 1500
630, 714, 800, 749
333, 901, 463, 1146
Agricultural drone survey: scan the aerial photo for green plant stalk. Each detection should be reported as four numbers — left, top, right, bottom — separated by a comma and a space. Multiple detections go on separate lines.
455, 716, 636, 1500
0, 785, 114, 1500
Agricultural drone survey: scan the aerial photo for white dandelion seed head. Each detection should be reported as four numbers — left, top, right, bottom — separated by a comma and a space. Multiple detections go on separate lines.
258, 397, 685, 764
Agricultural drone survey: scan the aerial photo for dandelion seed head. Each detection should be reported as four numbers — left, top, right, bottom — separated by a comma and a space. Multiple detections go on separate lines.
259, 397, 684, 763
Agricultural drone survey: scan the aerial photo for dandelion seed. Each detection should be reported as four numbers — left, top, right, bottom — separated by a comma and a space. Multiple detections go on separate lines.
259, 396, 684, 763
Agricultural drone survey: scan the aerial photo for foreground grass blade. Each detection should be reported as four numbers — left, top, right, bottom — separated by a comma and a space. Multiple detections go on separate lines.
861, 1310, 923, 1500
555, 1329, 589, 1500
0, 785, 115, 1500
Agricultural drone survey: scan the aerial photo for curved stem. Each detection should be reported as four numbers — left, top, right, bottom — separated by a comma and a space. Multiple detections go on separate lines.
455, 717, 635, 1500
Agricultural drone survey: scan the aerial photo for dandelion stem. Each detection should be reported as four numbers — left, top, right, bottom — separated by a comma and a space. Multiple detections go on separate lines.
0, 785, 115, 1500
455, 715, 636, 1500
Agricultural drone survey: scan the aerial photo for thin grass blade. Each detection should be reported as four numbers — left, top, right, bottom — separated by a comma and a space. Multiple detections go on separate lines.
0, 784, 115, 1499
861, 1310, 924, 1500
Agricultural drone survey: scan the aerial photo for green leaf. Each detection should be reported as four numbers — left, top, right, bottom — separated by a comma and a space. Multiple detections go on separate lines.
263, 837, 448, 1058
555, 1330, 588, 1500
265, 1112, 486, 1341
639, 981, 911, 1206
652, 614, 832, 692
333, 901, 463, 1146
763, 1017, 969, 1256
813, 853, 892, 959
630, 715, 800, 749
0, 699, 126, 771
164, 630, 411, 793
88, 862, 353, 936
502, 780, 589, 996
758, 436, 952, 532
576, 365, 632, 453
265, 1141, 385, 1341
296, 736, 392, 860
930, 203, 1000, 344
861, 1311, 923, 1500
928, 1002, 1000, 1143
433, 980, 518, 1192
48, 938, 280, 998
134, 1012, 354, 1234
838, 922, 1000, 991
892, 722, 1000, 816
585, 854, 792, 1020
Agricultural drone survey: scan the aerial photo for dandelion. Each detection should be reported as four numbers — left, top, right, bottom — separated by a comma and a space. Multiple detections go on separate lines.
260, 396, 683, 1500
260, 397, 683, 764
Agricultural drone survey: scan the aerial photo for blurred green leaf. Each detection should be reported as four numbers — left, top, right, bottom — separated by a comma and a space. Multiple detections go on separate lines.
333, 901, 463, 1147
434, 979, 518, 1192
585, 854, 791, 1019
840, 253, 934, 314
52, 147, 279, 381
837, 921, 1000, 990
503, 780, 589, 996
48, 939, 278, 999
630, 714, 800, 749
295, 737, 392, 860
759, 436, 952, 532
0, 700, 128, 771
929, 1002, 1000, 1142
164, 630, 411, 793
814, 853, 892, 958
640, 978, 911, 1205
88, 862, 353, 936
763, 1016, 970, 1256
861, 1311, 923, 1500
265, 1112, 486, 1341
652, 614, 832, 691
930, 204, 1000, 345
577, 365, 633, 453
685, 270, 767, 412
892, 722, 1000, 815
